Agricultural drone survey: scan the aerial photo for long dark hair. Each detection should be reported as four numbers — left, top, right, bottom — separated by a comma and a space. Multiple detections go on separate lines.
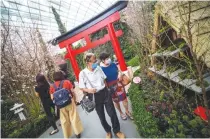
36, 73, 49, 87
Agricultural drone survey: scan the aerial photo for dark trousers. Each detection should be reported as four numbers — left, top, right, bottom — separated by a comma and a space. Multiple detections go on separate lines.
94, 87, 120, 134
55, 106, 60, 119
43, 100, 58, 130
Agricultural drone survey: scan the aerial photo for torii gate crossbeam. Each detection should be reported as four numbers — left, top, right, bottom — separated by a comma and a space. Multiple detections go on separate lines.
51, 1, 128, 81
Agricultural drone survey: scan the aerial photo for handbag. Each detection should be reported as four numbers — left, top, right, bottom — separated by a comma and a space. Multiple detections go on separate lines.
80, 71, 95, 113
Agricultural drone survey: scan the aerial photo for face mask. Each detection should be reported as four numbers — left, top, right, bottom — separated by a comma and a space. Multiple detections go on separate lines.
92, 62, 98, 70
105, 58, 112, 65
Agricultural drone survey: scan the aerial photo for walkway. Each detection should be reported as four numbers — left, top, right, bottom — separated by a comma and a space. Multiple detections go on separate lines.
39, 99, 140, 138
39, 66, 140, 138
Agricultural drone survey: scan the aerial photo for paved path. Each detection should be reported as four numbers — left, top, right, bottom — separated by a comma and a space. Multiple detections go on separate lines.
39, 99, 140, 138
39, 66, 140, 138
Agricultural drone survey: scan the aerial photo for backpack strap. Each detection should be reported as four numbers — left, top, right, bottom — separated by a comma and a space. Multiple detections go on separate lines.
59, 80, 65, 88
53, 83, 58, 90
82, 71, 95, 102
52, 80, 64, 90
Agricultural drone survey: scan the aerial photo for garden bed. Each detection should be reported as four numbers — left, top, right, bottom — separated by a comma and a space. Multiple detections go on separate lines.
2, 114, 51, 138
128, 70, 210, 138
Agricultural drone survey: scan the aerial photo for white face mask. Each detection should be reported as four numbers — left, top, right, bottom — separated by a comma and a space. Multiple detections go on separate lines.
105, 58, 112, 65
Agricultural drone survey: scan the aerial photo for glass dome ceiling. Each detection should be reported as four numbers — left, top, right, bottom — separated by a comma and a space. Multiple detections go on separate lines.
1, 0, 118, 43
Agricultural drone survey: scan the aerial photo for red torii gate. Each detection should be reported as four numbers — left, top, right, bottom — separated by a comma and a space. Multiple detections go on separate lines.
51, 1, 128, 81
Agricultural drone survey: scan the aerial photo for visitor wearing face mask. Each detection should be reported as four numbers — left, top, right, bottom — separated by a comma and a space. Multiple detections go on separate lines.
99, 53, 133, 120
79, 53, 125, 139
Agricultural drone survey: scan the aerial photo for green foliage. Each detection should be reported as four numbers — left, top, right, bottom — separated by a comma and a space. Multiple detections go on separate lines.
166, 41, 186, 52
117, 22, 136, 61
163, 105, 210, 138
89, 21, 135, 61
1, 120, 19, 138
159, 25, 171, 34
156, 48, 165, 53
51, 6, 67, 34
189, 119, 198, 128
159, 90, 165, 101
178, 42, 186, 49
127, 56, 139, 67
1, 99, 17, 121
90, 27, 107, 42
7, 114, 51, 138
66, 59, 76, 81
166, 65, 179, 74
75, 44, 85, 69
156, 64, 163, 71
133, 69, 141, 77
196, 80, 210, 87
129, 70, 210, 138
178, 70, 193, 80
201, 128, 209, 135
176, 133, 186, 138
121, 43, 136, 61
166, 45, 177, 51
128, 77, 161, 137
183, 115, 189, 121
167, 128, 175, 134
178, 124, 184, 131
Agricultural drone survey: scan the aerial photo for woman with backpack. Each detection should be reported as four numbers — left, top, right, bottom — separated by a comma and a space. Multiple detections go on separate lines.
35, 73, 59, 135
59, 63, 80, 106
49, 71, 83, 138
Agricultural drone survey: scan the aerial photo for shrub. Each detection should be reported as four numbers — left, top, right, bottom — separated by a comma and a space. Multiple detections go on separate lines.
1, 99, 18, 121
8, 114, 51, 138
127, 56, 139, 67
128, 82, 161, 137
1, 120, 19, 138
133, 69, 141, 77
129, 70, 210, 138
